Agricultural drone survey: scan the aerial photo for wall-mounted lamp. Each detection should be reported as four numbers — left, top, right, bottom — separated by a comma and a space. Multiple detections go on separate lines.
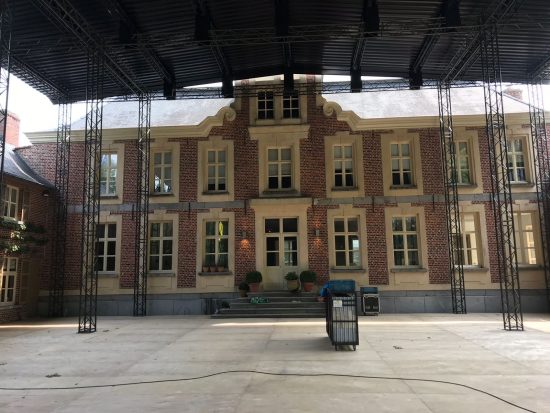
42, 189, 50, 198
240, 230, 247, 239
314, 229, 320, 237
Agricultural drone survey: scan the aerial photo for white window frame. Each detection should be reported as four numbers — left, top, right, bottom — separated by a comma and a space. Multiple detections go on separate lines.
198, 137, 234, 202
0, 257, 17, 305
333, 144, 355, 189
265, 217, 299, 268
514, 212, 537, 265
391, 216, 420, 267
507, 137, 528, 183
148, 221, 174, 272
455, 141, 472, 185
324, 132, 364, 198
100, 153, 118, 196
203, 219, 230, 271
282, 92, 300, 119
257, 91, 275, 120
152, 150, 173, 194
2, 184, 18, 220
456, 213, 481, 267
267, 147, 292, 190
333, 216, 361, 268
391, 142, 413, 187
95, 222, 117, 273
206, 149, 227, 192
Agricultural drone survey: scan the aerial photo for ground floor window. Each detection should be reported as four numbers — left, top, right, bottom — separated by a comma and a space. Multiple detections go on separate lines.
95, 223, 117, 272
514, 212, 537, 264
334, 217, 360, 268
1, 258, 17, 304
265, 218, 298, 267
454, 213, 481, 266
149, 222, 173, 271
204, 220, 229, 269
392, 216, 419, 267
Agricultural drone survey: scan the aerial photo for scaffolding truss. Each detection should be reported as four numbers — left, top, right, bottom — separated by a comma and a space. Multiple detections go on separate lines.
133, 93, 151, 316
480, 28, 523, 331
437, 83, 466, 314
48, 102, 71, 317
78, 50, 104, 334
527, 81, 550, 307
0, 2, 11, 206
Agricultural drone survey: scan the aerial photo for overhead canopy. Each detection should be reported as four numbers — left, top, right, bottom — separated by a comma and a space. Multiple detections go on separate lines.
6, 0, 550, 102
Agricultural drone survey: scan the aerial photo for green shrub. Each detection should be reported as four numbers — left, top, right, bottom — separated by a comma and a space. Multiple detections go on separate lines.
299, 270, 317, 283
238, 281, 250, 291
245, 271, 262, 284
284, 272, 298, 281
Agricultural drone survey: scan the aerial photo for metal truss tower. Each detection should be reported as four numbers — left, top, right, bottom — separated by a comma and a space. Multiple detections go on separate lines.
133, 94, 151, 316
438, 83, 466, 314
527, 81, 550, 307
480, 28, 523, 331
0, 2, 11, 208
78, 50, 104, 334
48, 102, 71, 317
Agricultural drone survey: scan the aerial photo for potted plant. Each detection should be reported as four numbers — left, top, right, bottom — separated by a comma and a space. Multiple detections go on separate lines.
299, 270, 317, 292
284, 271, 299, 292
238, 281, 250, 297
245, 270, 263, 292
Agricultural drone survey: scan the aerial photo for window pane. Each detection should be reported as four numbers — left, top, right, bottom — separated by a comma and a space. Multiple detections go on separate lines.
335, 251, 346, 266
206, 221, 216, 236
220, 221, 229, 236
265, 219, 280, 233
334, 218, 345, 232
268, 177, 278, 189
268, 149, 278, 161
164, 152, 172, 164
391, 144, 398, 156
394, 251, 405, 266
205, 239, 216, 253
266, 237, 279, 251
96, 224, 105, 238
149, 256, 159, 271
406, 217, 417, 231
401, 144, 410, 156
393, 235, 404, 250
106, 257, 116, 271
345, 174, 354, 187
283, 218, 298, 232
150, 223, 160, 237
334, 146, 342, 158
408, 251, 419, 266
162, 256, 172, 271
163, 223, 173, 237
392, 218, 403, 232
344, 145, 352, 158
163, 240, 173, 255
150, 240, 160, 255
281, 148, 291, 161
406, 235, 418, 249
335, 235, 346, 250
219, 239, 228, 253
107, 241, 116, 256
281, 176, 292, 188
108, 224, 116, 238
347, 218, 358, 232
267, 252, 278, 266
349, 250, 360, 266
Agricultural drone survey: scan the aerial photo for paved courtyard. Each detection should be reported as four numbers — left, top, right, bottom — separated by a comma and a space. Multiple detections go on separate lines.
0, 314, 549, 412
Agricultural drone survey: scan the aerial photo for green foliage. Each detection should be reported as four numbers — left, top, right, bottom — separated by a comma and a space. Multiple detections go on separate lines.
245, 270, 262, 284
299, 270, 317, 283
0, 218, 48, 254
284, 271, 298, 281
238, 281, 250, 291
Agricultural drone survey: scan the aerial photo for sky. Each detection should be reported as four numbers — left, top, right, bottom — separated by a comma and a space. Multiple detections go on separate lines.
7, 73, 550, 146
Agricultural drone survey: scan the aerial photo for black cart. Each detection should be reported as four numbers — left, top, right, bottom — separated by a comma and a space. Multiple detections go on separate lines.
325, 290, 359, 350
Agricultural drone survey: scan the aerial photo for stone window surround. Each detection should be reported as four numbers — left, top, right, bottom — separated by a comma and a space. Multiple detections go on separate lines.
196, 209, 235, 276
513, 205, 541, 266
382, 130, 423, 197
324, 131, 365, 199
97, 212, 123, 277
197, 136, 234, 202
149, 141, 180, 204
506, 125, 536, 193
99, 142, 124, 205
457, 210, 484, 268
454, 127, 482, 195
147, 210, 179, 277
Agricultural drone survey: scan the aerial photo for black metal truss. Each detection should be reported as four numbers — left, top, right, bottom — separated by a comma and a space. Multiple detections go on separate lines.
0, 1, 10, 205
480, 27, 523, 331
30, 0, 143, 95
133, 93, 151, 317
527, 81, 550, 307
48, 102, 71, 318
78, 50, 104, 334
438, 82, 466, 314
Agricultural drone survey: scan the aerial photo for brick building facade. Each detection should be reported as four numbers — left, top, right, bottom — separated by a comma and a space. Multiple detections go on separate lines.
18, 77, 550, 315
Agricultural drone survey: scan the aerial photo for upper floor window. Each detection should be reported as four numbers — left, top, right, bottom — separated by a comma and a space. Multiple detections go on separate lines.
455, 141, 472, 185
2, 185, 18, 219
257, 91, 274, 120
95, 223, 117, 272
149, 222, 173, 271
283, 92, 300, 119
207, 149, 227, 192
391, 143, 413, 186
153, 151, 173, 194
204, 220, 229, 270
100, 153, 118, 196
392, 216, 419, 267
507, 138, 527, 183
334, 217, 360, 268
333, 145, 354, 188
267, 148, 292, 190
0, 258, 17, 305
514, 212, 537, 264
454, 213, 480, 266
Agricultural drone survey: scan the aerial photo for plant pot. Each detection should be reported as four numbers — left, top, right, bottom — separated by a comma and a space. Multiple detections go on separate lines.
202, 266, 209, 273
302, 282, 314, 292
249, 282, 261, 292
287, 279, 299, 291
239, 289, 248, 298
216, 266, 225, 272
208, 266, 216, 273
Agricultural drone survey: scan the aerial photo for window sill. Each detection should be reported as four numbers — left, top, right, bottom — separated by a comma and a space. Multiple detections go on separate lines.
390, 185, 417, 190
510, 182, 535, 188
456, 184, 477, 188
149, 192, 174, 197
261, 190, 300, 197
100, 195, 119, 200
199, 271, 233, 276
98, 272, 119, 278
148, 272, 175, 277
330, 268, 365, 273
518, 264, 543, 270
462, 267, 488, 272
202, 191, 229, 195
331, 187, 359, 192
390, 267, 427, 273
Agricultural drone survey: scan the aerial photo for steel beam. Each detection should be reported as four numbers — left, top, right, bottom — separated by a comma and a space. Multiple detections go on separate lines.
527, 82, 550, 307
133, 93, 151, 317
78, 49, 104, 334
438, 82, 466, 314
48, 102, 71, 317
480, 27, 523, 331
0, 0, 11, 210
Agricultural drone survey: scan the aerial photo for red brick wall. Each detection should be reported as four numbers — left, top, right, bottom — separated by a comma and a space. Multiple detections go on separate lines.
307, 205, 331, 285
365, 205, 389, 285
422, 203, 450, 284
417, 128, 445, 194
6, 113, 20, 148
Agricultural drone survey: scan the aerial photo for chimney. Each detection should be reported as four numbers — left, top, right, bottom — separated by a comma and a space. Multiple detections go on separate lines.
3, 112, 21, 148
503, 87, 523, 101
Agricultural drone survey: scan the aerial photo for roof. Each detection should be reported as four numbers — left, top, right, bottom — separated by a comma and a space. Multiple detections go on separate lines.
7, 0, 550, 102
4, 145, 53, 188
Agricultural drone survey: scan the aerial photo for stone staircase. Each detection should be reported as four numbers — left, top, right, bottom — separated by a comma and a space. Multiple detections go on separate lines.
211, 291, 325, 318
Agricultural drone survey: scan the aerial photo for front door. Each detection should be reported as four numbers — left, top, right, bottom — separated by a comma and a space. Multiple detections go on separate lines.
263, 217, 298, 290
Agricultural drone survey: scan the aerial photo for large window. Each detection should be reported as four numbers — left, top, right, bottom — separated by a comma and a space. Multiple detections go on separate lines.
283, 92, 300, 119
265, 218, 298, 267
204, 220, 229, 270
455, 141, 472, 184
2, 185, 18, 219
392, 216, 419, 267
100, 153, 118, 196
207, 149, 227, 192
153, 151, 173, 194
454, 213, 480, 266
267, 148, 292, 190
333, 145, 354, 188
95, 223, 117, 272
514, 212, 537, 264
257, 91, 274, 120
507, 138, 527, 183
334, 217, 360, 268
149, 222, 173, 271
391, 143, 413, 186
0, 258, 17, 305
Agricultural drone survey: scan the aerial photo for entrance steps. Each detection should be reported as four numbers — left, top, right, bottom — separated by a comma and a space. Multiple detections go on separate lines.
211, 291, 325, 319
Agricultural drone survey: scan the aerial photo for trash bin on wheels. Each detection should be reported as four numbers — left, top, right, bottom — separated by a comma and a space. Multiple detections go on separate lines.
325, 280, 359, 351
